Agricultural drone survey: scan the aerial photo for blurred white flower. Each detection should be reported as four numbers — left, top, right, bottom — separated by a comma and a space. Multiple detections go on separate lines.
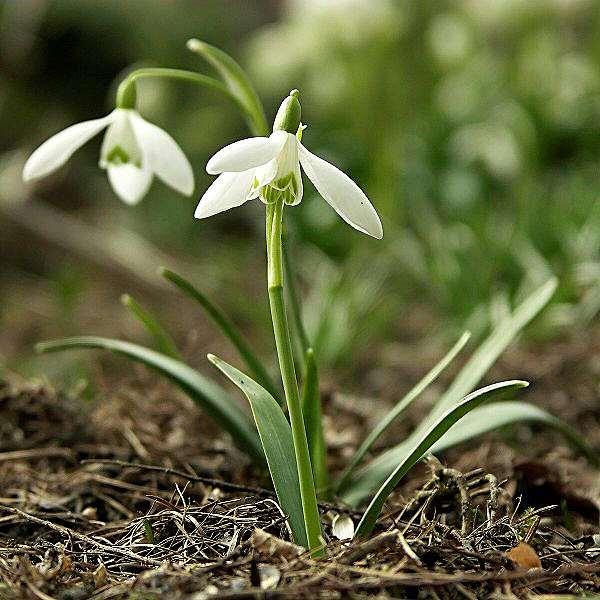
23, 108, 194, 205
196, 129, 383, 239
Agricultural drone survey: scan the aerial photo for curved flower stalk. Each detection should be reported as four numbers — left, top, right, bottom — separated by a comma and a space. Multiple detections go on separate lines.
195, 90, 383, 240
23, 107, 194, 205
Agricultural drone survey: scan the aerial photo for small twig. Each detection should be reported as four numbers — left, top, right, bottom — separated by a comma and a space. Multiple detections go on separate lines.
486, 474, 499, 523
343, 530, 398, 563
0, 448, 74, 462
81, 459, 363, 517
0, 505, 162, 567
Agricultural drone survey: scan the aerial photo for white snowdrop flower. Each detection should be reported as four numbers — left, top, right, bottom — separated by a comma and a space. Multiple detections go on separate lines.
196, 90, 383, 239
23, 108, 194, 205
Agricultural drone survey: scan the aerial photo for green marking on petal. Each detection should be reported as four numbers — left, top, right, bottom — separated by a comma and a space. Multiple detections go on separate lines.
106, 145, 130, 165
259, 173, 300, 206
106, 145, 142, 167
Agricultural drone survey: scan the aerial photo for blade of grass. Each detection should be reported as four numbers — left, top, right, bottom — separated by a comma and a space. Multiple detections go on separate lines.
160, 268, 281, 403
354, 380, 528, 538
301, 348, 328, 493
335, 331, 470, 493
186, 39, 268, 137
207, 354, 308, 547
35, 336, 264, 465
120, 294, 180, 359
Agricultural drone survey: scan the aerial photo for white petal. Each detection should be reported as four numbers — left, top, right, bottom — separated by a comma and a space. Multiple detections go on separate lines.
247, 158, 278, 199
195, 170, 255, 218
99, 109, 142, 167
129, 112, 194, 195
331, 514, 354, 540
206, 131, 287, 175
107, 163, 153, 205
288, 159, 303, 206
298, 143, 383, 239
23, 113, 114, 181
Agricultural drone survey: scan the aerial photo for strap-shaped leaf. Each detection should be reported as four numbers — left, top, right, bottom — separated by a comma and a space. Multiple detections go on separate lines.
301, 348, 328, 492
35, 337, 264, 465
187, 39, 268, 137
335, 332, 470, 493
160, 268, 281, 403
207, 354, 308, 547
121, 294, 180, 359
354, 380, 528, 538
429, 401, 598, 464
432, 278, 556, 418
343, 278, 559, 506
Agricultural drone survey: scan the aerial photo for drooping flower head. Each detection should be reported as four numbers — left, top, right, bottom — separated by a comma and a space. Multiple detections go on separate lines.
23, 105, 194, 205
196, 90, 383, 239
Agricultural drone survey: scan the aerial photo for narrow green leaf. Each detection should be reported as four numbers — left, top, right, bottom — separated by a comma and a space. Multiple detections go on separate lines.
354, 380, 528, 538
186, 39, 268, 137
335, 332, 470, 493
283, 243, 310, 365
35, 337, 264, 465
428, 401, 599, 465
121, 294, 180, 359
207, 354, 308, 547
343, 278, 558, 506
301, 348, 328, 493
160, 268, 281, 403
433, 278, 557, 418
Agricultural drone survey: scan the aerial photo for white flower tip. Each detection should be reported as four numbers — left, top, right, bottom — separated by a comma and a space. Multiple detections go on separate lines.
370, 219, 384, 240
205, 157, 221, 175
22, 160, 38, 182
194, 202, 209, 219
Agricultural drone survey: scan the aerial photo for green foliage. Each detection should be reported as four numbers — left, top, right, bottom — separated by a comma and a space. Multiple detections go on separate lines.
160, 268, 280, 402
35, 336, 264, 465
340, 278, 595, 507
334, 331, 471, 493
187, 38, 268, 137
207, 354, 307, 547
355, 380, 529, 538
301, 348, 328, 493
428, 401, 599, 466
120, 294, 181, 359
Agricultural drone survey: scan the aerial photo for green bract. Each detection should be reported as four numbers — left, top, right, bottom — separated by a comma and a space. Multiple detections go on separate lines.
33, 41, 597, 556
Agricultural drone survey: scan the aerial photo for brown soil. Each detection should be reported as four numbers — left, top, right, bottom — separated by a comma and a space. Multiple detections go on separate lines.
0, 322, 599, 598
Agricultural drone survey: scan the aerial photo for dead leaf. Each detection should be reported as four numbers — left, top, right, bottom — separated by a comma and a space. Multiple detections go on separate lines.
251, 528, 303, 560
505, 542, 542, 569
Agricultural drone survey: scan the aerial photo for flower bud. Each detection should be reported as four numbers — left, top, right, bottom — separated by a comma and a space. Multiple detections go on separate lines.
273, 90, 301, 134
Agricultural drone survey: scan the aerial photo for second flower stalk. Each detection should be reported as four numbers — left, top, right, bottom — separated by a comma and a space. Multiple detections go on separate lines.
265, 91, 324, 554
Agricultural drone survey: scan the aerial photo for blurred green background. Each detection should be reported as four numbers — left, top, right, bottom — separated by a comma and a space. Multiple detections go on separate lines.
1, 0, 599, 379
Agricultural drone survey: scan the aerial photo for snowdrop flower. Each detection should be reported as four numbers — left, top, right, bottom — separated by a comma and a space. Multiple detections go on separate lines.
195, 90, 383, 239
23, 108, 194, 205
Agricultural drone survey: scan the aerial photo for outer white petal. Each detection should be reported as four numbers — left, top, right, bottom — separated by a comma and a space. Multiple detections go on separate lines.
195, 169, 255, 218
23, 113, 114, 181
107, 163, 153, 205
206, 131, 287, 175
298, 143, 383, 239
129, 112, 194, 195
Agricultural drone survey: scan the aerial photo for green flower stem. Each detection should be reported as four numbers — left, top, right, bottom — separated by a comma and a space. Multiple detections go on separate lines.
283, 241, 310, 363
115, 68, 249, 119
266, 198, 323, 555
